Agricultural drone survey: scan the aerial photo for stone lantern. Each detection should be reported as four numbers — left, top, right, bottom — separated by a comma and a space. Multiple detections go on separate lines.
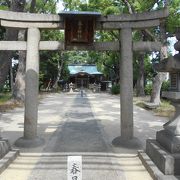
155, 30, 180, 152
140, 28, 180, 177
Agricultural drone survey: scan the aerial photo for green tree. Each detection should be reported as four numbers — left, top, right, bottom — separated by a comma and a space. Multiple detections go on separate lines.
0, 0, 179, 102
0, 0, 26, 92
13, 0, 66, 99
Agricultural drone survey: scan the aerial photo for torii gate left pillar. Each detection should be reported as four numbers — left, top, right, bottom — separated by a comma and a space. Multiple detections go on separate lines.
15, 28, 44, 147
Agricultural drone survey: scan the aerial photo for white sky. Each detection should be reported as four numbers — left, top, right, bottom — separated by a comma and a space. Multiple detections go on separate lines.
168, 37, 177, 55
56, 0, 89, 12
56, 1, 64, 12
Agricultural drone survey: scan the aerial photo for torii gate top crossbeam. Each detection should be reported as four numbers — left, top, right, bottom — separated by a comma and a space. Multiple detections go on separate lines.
0, 8, 169, 29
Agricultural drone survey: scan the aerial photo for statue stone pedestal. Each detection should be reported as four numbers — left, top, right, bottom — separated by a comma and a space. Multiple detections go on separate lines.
140, 95, 180, 176
144, 92, 180, 175
157, 97, 180, 154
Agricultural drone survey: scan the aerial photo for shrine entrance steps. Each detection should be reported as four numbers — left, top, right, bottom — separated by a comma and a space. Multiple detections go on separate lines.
0, 152, 151, 180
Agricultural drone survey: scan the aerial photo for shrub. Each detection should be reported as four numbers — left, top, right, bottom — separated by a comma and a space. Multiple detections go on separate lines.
0, 93, 11, 104
144, 80, 170, 96
145, 83, 152, 95
161, 80, 170, 92
111, 84, 120, 94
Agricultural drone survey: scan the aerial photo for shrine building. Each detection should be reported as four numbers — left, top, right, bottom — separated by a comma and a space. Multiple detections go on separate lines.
68, 64, 103, 88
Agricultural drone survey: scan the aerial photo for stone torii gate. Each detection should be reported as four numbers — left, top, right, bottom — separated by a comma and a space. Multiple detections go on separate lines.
0, 9, 168, 147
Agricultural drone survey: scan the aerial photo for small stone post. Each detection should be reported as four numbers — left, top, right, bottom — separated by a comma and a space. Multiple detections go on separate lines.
15, 28, 44, 147
69, 82, 74, 93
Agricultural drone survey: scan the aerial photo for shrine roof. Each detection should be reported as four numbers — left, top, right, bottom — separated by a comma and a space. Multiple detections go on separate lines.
59, 11, 101, 17
68, 64, 103, 75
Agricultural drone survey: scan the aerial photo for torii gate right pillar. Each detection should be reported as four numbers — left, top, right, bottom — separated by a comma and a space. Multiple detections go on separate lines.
120, 28, 133, 140
112, 28, 141, 147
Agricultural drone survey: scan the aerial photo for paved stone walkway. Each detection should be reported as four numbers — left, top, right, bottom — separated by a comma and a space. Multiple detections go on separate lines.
0, 92, 168, 180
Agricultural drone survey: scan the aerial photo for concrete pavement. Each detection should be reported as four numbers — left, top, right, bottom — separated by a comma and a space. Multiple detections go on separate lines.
0, 91, 168, 179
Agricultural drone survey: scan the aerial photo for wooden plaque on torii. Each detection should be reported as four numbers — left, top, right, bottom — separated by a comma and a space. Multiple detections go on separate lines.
59, 11, 101, 48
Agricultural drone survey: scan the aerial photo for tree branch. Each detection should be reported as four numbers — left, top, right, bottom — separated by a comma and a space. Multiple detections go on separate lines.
164, 0, 169, 7
109, 31, 119, 40
144, 29, 157, 41
30, 0, 36, 13
103, 62, 115, 71
121, 0, 160, 42
121, 0, 134, 14
4, 0, 11, 8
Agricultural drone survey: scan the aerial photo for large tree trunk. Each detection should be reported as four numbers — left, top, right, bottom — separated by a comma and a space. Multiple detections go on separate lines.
12, 0, 36, 102
136, 53, 145, 96
150, 22, 168, 105
0, 0, 25, 89
53, 52, 64, 89
12, 30, 26, 102
150, 72, 167, 104
136, 30, 148, 97
9, 62, 14, 93
13, 51, 26, 101
0, 29, 18, 89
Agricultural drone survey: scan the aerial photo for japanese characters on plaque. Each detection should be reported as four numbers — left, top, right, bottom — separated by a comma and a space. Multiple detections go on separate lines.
68, 156, 82, 180
59, 11, 101, 48
65, 17, 94, 46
